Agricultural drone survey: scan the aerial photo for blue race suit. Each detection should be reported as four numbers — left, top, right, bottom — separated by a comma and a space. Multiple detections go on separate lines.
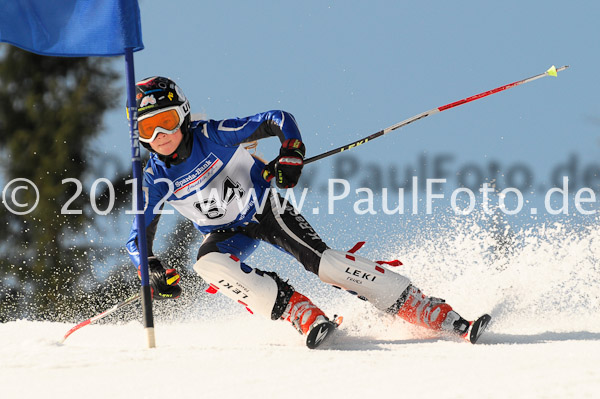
126, 110, 302, 267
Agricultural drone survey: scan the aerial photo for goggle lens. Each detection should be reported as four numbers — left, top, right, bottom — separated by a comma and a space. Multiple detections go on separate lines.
138, 109, 181, 141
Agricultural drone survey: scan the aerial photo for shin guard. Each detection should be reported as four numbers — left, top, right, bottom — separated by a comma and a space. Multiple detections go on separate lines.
193, 252, 292, 319
317, 249, 411, 311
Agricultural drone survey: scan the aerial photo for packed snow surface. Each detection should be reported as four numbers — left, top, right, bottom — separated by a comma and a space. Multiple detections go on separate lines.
2, 218, 599, 398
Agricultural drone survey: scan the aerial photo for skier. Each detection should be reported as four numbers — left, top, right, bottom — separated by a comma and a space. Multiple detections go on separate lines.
126, 76, 490, 347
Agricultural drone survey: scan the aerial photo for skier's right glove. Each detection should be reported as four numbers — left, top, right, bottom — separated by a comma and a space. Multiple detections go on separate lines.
139, 257, 182, 300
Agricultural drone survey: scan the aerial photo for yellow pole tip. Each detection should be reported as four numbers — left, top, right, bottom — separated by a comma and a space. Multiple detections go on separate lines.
546, 65, 558, 77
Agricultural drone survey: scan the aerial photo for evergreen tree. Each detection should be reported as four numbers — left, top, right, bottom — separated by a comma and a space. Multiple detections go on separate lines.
0, 46, 120, 321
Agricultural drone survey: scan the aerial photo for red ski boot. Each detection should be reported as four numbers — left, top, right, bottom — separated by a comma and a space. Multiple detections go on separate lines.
282, 291, 341, 349
395, 285, 471, 336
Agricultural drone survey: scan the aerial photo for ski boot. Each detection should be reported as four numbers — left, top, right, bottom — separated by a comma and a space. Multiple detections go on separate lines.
282, 291, 341, 349
393, 285, 490, 343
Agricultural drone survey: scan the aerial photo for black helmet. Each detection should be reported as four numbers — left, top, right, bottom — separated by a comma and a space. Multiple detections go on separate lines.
135, 76, 193, 165
136, 76, 191, 140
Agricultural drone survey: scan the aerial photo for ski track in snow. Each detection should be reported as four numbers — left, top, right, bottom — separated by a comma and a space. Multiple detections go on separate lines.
2, 218, 599, 398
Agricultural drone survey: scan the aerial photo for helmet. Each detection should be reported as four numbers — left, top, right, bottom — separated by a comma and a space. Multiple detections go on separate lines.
135, 76, 191, 143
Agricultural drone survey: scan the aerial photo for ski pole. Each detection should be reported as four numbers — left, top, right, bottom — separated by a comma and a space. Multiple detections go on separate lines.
61, 292, 141, 343
304, 65, 569, 164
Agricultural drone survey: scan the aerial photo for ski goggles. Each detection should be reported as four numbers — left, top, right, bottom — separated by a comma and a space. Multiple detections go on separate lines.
138, 106, 185, 143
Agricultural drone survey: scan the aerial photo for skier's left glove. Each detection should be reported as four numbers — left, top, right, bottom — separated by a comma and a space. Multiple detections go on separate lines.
138, 257, 182, 300
263, 139, 305, 189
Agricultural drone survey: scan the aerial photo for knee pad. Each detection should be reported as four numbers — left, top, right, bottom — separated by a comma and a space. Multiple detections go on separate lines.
318, 249, 411, 311
194, 252, 288, 319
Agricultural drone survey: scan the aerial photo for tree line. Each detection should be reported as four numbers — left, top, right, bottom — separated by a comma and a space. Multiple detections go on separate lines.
0, 46, 203, 323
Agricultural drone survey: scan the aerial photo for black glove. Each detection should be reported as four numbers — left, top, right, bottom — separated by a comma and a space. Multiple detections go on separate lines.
263, 139, 305, 189
143, 257, 182, 300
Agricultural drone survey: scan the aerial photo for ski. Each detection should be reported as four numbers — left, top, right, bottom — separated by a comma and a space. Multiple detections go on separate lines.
468, 314, 492, 344
306, 315, 343, 349
61, 292, 141, 343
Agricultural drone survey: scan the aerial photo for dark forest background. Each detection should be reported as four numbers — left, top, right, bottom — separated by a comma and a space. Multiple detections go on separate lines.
0, 46, 203, 323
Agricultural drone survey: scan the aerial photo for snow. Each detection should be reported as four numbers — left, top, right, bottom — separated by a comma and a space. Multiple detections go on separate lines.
1, 316, 598, 399
2, 218, 599, 399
